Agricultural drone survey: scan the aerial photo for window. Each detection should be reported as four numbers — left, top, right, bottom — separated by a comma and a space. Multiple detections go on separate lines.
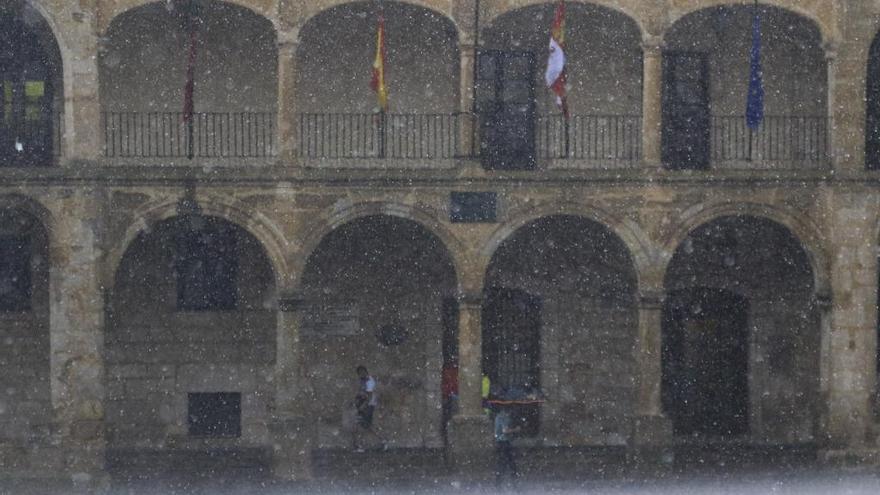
187, 392, 241, 438
0, 235, 31, 311
174, 219, 238, 311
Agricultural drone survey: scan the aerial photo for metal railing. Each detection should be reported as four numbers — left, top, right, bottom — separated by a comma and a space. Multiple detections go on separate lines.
0, 113, 62, 166
710, 115, 829, 167
298, 113, 462, 159
536, 114, 641, 163
103, 112, 276, 158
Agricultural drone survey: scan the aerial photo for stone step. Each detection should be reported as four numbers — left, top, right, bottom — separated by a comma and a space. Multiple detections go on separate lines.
311, 448, 448, 480
106, 447, 272, 481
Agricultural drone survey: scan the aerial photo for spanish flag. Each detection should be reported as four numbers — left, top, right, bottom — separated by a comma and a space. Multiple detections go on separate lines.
544, 1, 568, 118
371, 15, 388, 112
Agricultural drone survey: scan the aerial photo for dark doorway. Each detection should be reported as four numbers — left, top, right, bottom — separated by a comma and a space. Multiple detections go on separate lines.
0, 11, 58, 167
662, 51, 710, 170
482, 287, 541, 436
662, 287, 749, 437
476, 50, 536, 170
867, 34, 880, 169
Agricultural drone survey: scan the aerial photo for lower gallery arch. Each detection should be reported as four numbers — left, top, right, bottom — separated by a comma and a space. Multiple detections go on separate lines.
663, 215, 818, 443
0, 206, 50, 472
484, 215, 638, 445
299, 215, 458, 449
105, 214, 277, 473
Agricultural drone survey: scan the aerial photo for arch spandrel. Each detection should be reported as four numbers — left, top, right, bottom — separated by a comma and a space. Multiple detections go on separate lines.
661, 202, 830, 296
480, 202, 658, 293
292, 201, 468, 293
666, 0, 837, 46
104, 195, 289, 295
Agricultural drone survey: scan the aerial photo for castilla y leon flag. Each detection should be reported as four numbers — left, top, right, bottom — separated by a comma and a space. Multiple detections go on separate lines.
544, 0, 568, 118
371, 15, 388, 112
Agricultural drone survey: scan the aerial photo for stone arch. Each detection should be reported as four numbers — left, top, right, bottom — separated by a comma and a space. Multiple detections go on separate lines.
99, 0, 278, 35
0, 193, 54, 240
666, 1, 835, 46
100, 0, 278, 115
662, 202, 830, 296
297, 0, 461, 41
297, 209, 459, 449
105, 195, 288, 293
662, 211, 822, 441
294, 201, 466, 291
482, 211, 642, 444
296, 0, 460, 117
483, 0, 648, 42
481, 202, 656, 292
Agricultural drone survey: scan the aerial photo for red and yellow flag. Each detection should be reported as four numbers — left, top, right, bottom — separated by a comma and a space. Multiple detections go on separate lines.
370, 15, 388, 111
544, 0, 568, 118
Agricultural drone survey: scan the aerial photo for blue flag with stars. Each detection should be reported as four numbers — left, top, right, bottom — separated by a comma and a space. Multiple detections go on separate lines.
746, 3, 764, 130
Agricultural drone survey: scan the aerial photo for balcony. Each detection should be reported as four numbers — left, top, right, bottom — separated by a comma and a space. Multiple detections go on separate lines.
709, 115, 830, 169
0, 113, 62, 167
102, 112, 276, 164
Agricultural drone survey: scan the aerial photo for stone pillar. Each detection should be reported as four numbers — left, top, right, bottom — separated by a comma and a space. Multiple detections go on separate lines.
48, 192, 107, 487
448, 291, 492, 470
641, 39, 664, 167
630, 288, 672, 464
271, 293, 313, 480
458, 42, 477, 159
819, 191, 876, 461
276, 31, 299, 165
824, 43, 841, 170
64, 36, 102, 163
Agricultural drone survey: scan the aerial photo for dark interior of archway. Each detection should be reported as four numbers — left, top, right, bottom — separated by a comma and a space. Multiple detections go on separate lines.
0, 207, 50, 445
300, 215, 458, 448
664, 215, 817, 442
108, 214, 276, 450
866, 32, 880, 169
0, 1, 63, 166
663, 287, 749, 437
484, 215, 638, 439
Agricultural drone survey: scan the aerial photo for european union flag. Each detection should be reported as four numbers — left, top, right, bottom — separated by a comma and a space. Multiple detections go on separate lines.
746, 3, 764, 130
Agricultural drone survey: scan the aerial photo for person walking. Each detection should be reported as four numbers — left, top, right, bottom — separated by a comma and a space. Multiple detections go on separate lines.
493, 403, 520, 486
352, 365, 386, 452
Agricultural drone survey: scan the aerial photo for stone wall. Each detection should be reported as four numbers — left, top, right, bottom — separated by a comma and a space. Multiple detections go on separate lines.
105, 216, 277, 450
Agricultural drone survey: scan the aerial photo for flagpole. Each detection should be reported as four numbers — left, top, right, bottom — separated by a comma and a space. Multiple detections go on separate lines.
748, 0, 756, 162
184, 0, 196, 160
377, 1, 386, 158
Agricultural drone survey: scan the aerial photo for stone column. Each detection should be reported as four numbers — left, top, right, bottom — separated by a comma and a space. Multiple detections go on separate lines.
271, 292, 313, 480
824, 43, 841, 170
48, 192, 107, 487
818, 191, 876, 460
448, 291, 492, 469
458, 42, 477, 159
630, 288, 672, 463
641, 39, 664, 167
276, 31, 299, 165
64, 36, 102, 163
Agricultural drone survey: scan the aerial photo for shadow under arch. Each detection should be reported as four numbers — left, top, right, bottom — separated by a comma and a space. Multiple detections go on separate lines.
483, 0, 647, 46
297, 0, 462, 41
481, 203, 656, 291
293, 201, 466, 292
662, 203, 830, 296
100, 0, 278, 35
482, 213, 640, 443
665, 1, 833, 47
105, 197, 287, 294
662, 213, 821, 442
297, 212, 459, 449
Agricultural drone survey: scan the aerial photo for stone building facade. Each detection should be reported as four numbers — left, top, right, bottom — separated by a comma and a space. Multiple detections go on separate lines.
1, 0, 880, 484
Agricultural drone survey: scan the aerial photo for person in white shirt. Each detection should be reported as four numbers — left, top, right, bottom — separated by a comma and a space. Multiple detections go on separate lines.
352, 365, 386, 452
